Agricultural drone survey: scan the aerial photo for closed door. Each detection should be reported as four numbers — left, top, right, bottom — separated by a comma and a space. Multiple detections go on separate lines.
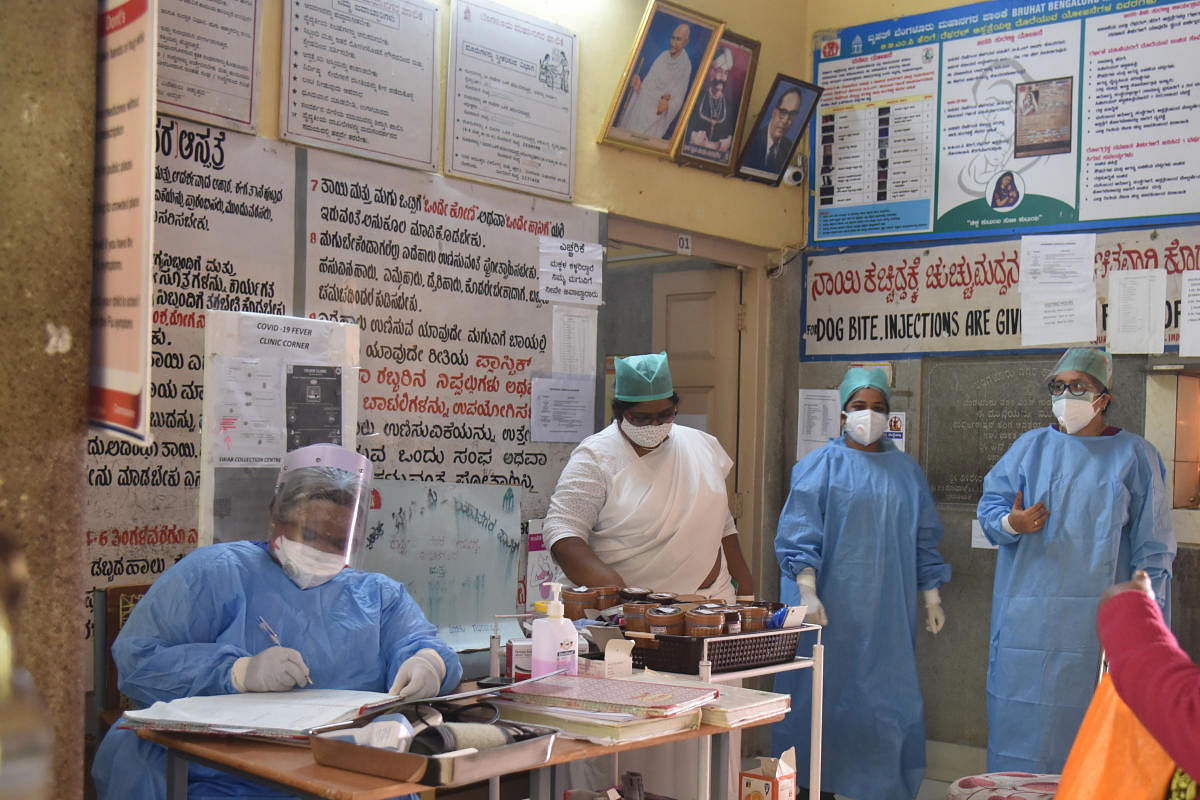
652, 267, 742, 498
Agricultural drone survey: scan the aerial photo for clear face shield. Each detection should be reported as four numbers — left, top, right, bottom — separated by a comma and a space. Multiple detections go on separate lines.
268, 445, 371, 589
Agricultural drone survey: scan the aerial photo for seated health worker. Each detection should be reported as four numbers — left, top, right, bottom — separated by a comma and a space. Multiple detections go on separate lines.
543, 351, 754, 600
978, 347, 1175, 773
773, 366, 950, 800
91, 443, 462, 800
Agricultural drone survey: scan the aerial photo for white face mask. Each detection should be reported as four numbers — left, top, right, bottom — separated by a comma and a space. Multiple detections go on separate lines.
1052, 395, 1098, 435
844, 409, 887, 446
621, 418, 672, 449
272, 536, 346, 589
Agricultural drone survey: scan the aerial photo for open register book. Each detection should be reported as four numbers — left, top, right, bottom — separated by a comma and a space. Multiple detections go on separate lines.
120, 689, 403, 739
499, 675, 717, 718
626, 671, 791, 727
492, 700, 702, 745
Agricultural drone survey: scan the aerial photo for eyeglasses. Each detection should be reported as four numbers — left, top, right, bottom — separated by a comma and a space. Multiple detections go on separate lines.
624, 407, 678, 427
773, 106, 801, 121
1047, 379, 1100, 398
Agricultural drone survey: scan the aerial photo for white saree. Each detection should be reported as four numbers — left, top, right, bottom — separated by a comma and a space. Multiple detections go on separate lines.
544, 421, 736, 599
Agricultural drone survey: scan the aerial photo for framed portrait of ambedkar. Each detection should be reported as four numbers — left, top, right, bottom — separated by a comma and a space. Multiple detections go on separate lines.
598, 1, 724, 159
735, 73, 823, 186
674, 31, 759, 173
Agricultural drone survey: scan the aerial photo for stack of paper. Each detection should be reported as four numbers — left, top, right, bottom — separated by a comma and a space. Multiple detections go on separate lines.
499, 675, 717, 718
120, 689, 399, 739
627, 672, 791, 727
492, 700, 702, 745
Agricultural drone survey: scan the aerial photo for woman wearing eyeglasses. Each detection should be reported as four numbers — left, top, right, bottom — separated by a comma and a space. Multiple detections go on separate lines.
543, 351, 754, 603
977, 347, 1176, 775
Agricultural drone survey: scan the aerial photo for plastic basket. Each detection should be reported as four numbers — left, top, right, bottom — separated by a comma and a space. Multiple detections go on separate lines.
628, 627, 805, 675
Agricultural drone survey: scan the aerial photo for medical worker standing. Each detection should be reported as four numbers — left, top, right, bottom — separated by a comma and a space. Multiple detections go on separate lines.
91, 444, 462, 800
545, 351, 754, 600
978, 347, 1175, 773
773, 367, 950, 800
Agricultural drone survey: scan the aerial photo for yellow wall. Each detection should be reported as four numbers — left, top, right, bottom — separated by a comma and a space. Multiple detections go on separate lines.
259, 0, 825, 251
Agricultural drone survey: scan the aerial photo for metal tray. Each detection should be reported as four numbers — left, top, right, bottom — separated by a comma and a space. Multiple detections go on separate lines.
310, 723, 557, 787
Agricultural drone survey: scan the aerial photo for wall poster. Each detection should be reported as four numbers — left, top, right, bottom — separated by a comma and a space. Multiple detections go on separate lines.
280, 0, 440, 169
812, 0, 1200, 246
445, 0, 578, 200
157, 0, 261, 131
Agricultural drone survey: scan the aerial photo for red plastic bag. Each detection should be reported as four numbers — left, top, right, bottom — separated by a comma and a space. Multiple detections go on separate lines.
1056, 673, 1175, 800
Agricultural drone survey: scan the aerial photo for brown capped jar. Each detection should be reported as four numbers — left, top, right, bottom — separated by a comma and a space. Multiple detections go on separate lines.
645, 605, 685, 636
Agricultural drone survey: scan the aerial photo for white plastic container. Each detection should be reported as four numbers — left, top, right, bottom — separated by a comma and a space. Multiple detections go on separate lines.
530, 582, 578, 677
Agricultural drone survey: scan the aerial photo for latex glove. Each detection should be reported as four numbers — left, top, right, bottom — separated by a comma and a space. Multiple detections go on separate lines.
923, 587, 946, 635
389, 648, 446, 699
231, 646, 312, 692
796, 568, 828, 626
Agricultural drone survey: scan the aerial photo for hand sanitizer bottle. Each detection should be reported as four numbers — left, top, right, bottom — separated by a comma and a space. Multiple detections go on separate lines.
531, 582, 578, 678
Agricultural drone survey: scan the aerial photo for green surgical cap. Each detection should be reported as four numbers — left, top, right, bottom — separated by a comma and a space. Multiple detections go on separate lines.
614, 352, 674, 402
839, 366, 891, 410
1052, 347, 1112, 390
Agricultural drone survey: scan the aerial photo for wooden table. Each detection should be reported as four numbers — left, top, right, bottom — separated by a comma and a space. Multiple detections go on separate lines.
141, 715, 786, 800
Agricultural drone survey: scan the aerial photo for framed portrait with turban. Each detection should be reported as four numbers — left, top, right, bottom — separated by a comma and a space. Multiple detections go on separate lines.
599, 1, 724, 158
674, 31, 759, 174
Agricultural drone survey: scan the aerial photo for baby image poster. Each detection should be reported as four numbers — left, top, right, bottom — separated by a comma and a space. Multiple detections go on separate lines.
361, 479, 523, 650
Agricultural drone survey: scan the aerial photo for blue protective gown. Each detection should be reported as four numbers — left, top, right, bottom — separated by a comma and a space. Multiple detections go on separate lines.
772, 436, 950, 800
91, 540, 463, 800
977, 426, 1174, 773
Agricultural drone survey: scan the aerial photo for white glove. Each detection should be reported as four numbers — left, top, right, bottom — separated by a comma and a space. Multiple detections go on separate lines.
231, 646, 312, 692
796, 569, 828, 626
923, 587, 945, 635
389, 648, 446, 699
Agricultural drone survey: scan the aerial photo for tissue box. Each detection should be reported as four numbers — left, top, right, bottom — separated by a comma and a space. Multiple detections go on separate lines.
576, 637, 634, 679
739, 746, 796, 800
506, 638, 532, 681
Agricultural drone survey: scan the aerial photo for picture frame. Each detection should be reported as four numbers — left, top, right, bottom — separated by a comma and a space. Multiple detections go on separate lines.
735, 73, 823, 186
598, 1, 724, 158
674, 31, 760, 173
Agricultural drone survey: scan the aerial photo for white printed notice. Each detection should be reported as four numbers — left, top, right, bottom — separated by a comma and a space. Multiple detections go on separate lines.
538, 236, 603, 305
281, 0, 439, 168
796, 389, 840, 461
1020, 234, 1098, 346
157, 0, 260, 130
531, 376, 594, 443
1181, 272, 1200, 358
446, 0, 578, 200
199, 311, 360, 544
90, 0, 157, 443
1107, 269, 1166, 355
552, 305, 597, 376
360, 480, 522, 650
1080, 4, 1200, 221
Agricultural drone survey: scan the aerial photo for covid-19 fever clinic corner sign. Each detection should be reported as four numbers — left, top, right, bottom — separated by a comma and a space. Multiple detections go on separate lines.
801, 224, 1199, 360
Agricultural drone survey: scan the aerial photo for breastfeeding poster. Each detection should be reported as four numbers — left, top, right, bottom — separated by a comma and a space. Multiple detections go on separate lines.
811, 0, 1200, 245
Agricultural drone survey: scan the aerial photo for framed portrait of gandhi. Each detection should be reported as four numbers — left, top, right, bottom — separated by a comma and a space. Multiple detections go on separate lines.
675, 31, 759, 174
598, 1, 724, 158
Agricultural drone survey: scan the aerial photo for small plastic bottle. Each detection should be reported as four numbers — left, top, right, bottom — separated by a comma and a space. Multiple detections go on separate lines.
530, 582, 578, 678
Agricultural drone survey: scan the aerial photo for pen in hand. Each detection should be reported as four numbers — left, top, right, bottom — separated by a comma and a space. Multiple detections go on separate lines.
257, 615, 313, 687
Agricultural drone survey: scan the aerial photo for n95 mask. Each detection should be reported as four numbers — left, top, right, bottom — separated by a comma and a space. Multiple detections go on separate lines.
844, 409, 887, 446
1052, 395, 1097, 435
621, 419, 672, 449
272, 536, 346, 589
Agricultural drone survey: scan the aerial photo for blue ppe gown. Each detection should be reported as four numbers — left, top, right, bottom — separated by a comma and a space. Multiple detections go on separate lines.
91, 540, 463, 800
772, 436, 950, 800
978, 426, 1175, 773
